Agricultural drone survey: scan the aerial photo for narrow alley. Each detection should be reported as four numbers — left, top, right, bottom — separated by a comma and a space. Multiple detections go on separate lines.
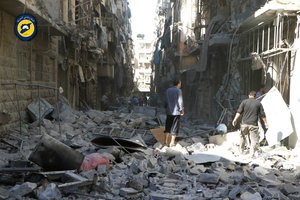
0, 0, 300, 199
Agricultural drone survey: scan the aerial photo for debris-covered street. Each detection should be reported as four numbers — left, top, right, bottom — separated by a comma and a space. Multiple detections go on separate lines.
1, 0, 300, 199
0, 99, 300, 199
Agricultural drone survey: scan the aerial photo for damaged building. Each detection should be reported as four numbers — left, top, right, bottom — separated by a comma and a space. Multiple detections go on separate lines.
153, 0, 300, 148
0, 0, 134, 130
1, 0, 300, 199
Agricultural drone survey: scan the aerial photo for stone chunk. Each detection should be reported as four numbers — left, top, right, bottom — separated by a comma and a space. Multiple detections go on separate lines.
228, 186, 241, 199
288, 194, 300, 200
9, 182, 37, 198
119, 187, 139, 197
150, 192, 178, 200
198, 173, 220, 184
240, 191, 262, 200
37, 183, 62, 200
185, 153, 220, 164
281, 183, 299, 195
0, 187, 9, 199
261, 188, 289, 200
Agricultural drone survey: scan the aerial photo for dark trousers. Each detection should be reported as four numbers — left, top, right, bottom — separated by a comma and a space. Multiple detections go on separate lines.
165, 115, 180, 135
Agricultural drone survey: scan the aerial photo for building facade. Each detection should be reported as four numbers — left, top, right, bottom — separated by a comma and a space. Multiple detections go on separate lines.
154, 0, 300, 147
133, 34, 153, 92
0, 0, 134, 131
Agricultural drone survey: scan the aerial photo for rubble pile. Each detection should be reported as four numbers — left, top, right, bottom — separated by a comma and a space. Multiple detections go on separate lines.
0, 100, 300, 199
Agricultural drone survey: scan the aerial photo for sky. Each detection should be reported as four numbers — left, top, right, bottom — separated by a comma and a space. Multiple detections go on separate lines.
128, 0, 157, 40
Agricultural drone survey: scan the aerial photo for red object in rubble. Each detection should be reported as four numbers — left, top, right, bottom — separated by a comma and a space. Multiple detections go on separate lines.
80, 153, 109, 171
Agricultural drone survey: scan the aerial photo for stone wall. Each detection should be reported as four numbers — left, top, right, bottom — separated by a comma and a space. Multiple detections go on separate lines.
0, 10, 58, 132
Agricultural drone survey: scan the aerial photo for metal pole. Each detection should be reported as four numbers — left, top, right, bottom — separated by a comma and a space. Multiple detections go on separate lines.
15, 84, 22, 134
268, 24, 270, 51
38, 85, 41, 135
262, 26, 265, 52
257, 29, 259, 53
56, 89, 62, 135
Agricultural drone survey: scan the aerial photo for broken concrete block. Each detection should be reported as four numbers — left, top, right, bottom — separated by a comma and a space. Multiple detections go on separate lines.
119, 187, 139, 197
186, 142, 205, 153
189, 168, 200, 175
220, 159, 237, 171
243, 169, 257, 181
216, 186, 230, 198
288, 194, 300, 200
147, 156, 158, 169
228, 185, 242, 199
126, 177, 144, 191
259, 173, 281, 187
185, 153, 220, 164
202, 189, 214, 199
37, 183, 62, 200
27, 98, 54, 122
281, 183, 300, 195
0, 187, 9, 199
97, 165, 107, 175
150, 192, 177, 200
218, 171, 234, 184
58, 108, 77, 123
9, 182, 37, 198
42, 119, 54, 130
29, 134, 84, 171
164, 144, 189, 156
132, 106, 156, 117
240, 191, 262, 200
173, 154, 186, 165
80, 170, 97, 180
48, 130, 60, 138
253, 166, 270, 177
146, 119, 158, 126
130, 160, 141, 174
198, 173, 220, 184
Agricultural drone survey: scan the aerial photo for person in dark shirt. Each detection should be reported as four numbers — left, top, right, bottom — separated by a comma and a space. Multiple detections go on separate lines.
164, 78, 184, 147
232, 91, 268, 157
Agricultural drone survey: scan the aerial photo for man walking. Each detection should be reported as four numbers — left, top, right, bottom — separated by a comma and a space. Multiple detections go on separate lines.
232, 91, 268, 157
164, 78, 184, 147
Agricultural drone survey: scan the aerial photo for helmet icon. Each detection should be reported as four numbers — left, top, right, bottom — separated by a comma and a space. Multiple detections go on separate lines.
15, 14, 37, 41
20, 23, 32, 33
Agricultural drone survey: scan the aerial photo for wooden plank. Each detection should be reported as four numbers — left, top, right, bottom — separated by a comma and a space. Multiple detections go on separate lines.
150, 127, 165, 144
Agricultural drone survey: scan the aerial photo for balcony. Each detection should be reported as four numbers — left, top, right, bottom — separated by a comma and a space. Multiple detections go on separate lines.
0, 0, 67, 36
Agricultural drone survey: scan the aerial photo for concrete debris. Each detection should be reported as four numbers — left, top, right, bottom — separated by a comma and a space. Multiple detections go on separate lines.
185, 153, 221, 164
0, 187, 9, 199
0, 101, 300, 199
28, 134, 84, 171
9, 182, 37, 198
27, 98, 54, 122
37, 183, 62, 200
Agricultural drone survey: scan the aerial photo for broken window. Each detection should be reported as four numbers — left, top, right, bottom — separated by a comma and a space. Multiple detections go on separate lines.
49, 58, 56, 82
75, 0, 81, 25
35, 54, 43, 81
16, 50, 30, 81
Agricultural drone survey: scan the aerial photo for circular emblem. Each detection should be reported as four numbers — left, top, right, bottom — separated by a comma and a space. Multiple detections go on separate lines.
15, 14, 37, 41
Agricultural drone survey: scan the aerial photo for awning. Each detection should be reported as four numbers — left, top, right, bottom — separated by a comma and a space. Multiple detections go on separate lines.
0, 0, 67, 36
